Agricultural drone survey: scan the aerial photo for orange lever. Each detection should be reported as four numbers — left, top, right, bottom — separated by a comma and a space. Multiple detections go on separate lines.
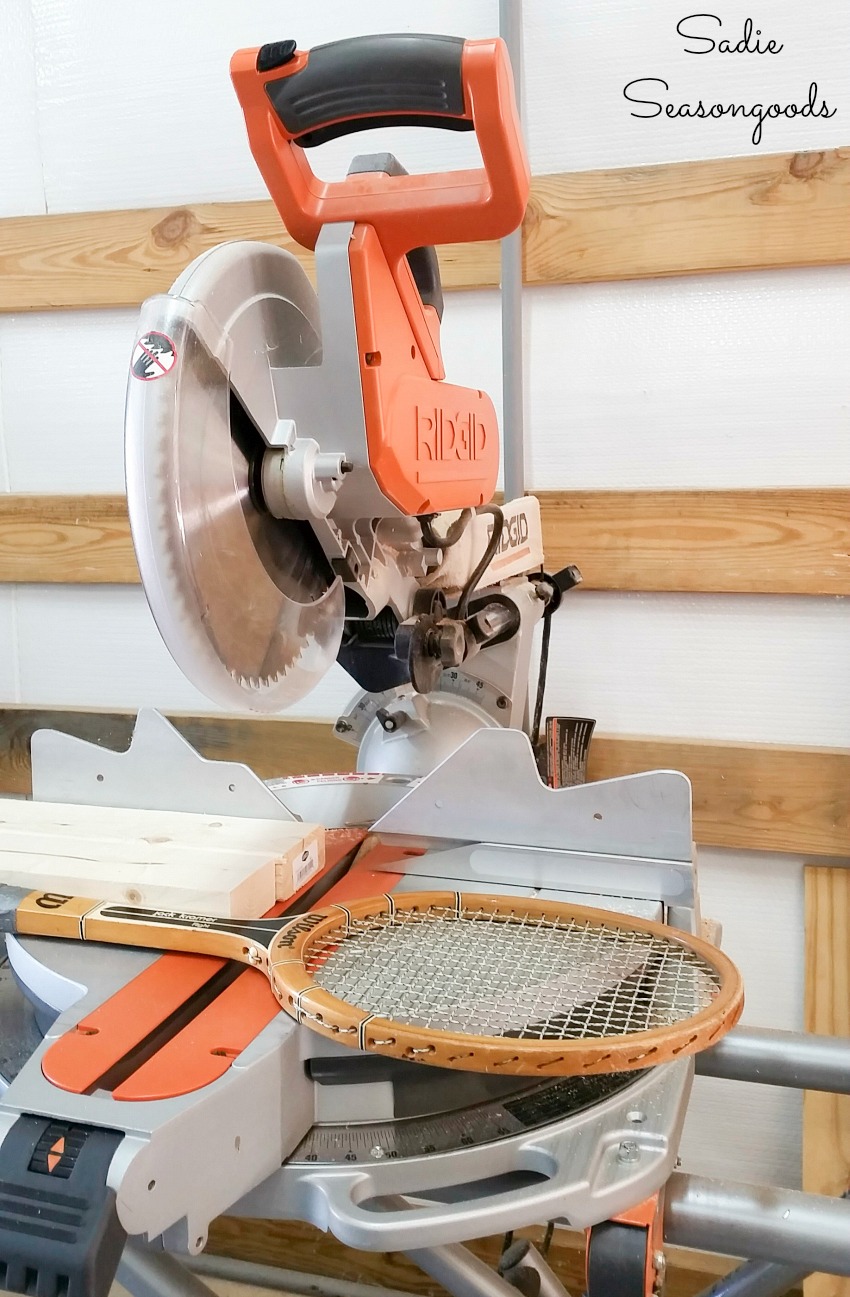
230, 34, 530, 261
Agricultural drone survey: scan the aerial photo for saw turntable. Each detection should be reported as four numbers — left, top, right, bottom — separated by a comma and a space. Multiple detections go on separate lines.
2, 29, 850, 1297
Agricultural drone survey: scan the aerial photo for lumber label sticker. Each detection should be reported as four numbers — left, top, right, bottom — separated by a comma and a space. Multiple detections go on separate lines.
131, 331, 177, 380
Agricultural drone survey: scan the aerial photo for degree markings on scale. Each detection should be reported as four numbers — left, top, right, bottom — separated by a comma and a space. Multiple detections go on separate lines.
290, 1073, 638, 1164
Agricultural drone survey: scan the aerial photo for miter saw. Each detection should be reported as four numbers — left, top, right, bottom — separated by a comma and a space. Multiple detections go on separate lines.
4, 30, 847, 1297
125, 31, 574, 774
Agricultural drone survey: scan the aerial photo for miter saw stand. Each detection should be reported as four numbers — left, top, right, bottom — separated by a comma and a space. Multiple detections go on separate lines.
1, 711, 850, 1297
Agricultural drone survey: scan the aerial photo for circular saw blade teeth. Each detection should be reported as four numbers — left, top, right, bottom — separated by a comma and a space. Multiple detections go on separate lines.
126, 242, 345, 713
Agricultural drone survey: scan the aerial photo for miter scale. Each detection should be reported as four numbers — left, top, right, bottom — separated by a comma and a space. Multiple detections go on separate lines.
6, 28, 846, 1297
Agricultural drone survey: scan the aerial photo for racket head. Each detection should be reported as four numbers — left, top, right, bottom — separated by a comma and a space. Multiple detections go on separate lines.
269, 892, 744, 1075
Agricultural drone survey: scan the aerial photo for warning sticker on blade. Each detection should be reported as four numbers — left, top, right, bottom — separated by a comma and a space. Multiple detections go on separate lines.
131, 331, 177, 381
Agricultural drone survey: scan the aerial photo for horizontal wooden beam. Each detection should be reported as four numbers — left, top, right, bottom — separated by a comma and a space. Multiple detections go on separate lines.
0, 495, 136, 584
586, 735, 849, 858
0, 708, 349, 791
0, 200, 493, 312
525, 147, 850, 285
1, 708, 846, 856
541, 488, 850, 596
1, 489, 846, 595
1, 149, 848, 311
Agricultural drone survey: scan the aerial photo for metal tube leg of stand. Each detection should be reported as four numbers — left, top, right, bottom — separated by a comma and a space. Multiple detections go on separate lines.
666, 1175, 850, 1276
406, 1245, 529, 1297
185, 1251, 415, 1297
499, 1240, 573, 1297
697, 1027, 850, 1094
499, 0, 525, 503
500, 227, 524, 504
691, 1187, 850, 1297
118, 1240, 221, 1297
695, 1258, 809, 1297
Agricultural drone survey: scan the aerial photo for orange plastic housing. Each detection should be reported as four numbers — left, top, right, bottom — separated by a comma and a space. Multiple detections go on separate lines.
231, 37, 530, 515
348, 223, 500, 513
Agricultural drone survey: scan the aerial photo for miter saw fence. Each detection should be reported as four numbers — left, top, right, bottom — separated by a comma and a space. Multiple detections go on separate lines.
125, 33, 563, 723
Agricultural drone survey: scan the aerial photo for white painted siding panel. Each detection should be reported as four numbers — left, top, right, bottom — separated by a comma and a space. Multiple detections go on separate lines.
0, 1, 44, 218
0, 310, 135, 492
545, 592, 850, 747
680, 848, 805, 1187
10, 585, 848, 754
3, 265, 849, 495
30, 0, 496, 213
442, 274, 850, 490
22, 0, 850, 216
0, 590, 22, 704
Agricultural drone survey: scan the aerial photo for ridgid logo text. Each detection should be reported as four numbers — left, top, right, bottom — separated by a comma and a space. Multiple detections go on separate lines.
415, 406, 487, 468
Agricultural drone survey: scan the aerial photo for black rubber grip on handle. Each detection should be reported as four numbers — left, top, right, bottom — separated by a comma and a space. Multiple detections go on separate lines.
263, 34, 473, 148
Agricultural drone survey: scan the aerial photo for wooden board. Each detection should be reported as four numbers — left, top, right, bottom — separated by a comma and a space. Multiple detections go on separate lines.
1, 148, 848, 311
0, 708, 847, 857
1, 489, 847, 596
0, 799, 323, 916
804, 866, 850, 1297
0, 201, 498, 312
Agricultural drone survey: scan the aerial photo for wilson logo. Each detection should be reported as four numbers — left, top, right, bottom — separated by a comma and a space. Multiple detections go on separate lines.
275, 912, 325, 951
35, 893, 75, 910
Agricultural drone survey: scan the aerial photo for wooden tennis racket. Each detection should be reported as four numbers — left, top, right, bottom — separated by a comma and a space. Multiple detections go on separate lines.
1, 885, 743, 1076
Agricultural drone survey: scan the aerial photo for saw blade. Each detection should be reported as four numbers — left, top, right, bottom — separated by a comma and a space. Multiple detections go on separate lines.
125, 242, 345, 712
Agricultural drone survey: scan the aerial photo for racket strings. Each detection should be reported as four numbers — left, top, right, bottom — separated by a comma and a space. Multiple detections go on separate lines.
303, 905, 721, 1041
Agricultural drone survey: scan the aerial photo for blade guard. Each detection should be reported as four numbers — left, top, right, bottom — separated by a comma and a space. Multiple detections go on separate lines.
231, 35, 530, 516
125, 264, 345, 713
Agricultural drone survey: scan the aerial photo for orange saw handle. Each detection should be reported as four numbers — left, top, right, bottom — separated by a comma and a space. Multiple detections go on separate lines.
230, 34, 530, 258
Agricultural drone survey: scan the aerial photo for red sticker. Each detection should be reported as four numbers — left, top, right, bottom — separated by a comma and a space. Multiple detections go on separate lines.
131, 331, 177, 381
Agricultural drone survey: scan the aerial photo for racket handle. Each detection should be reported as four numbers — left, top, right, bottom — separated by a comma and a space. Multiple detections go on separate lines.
11, 889, 95, 939
11, 889, 273, 967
